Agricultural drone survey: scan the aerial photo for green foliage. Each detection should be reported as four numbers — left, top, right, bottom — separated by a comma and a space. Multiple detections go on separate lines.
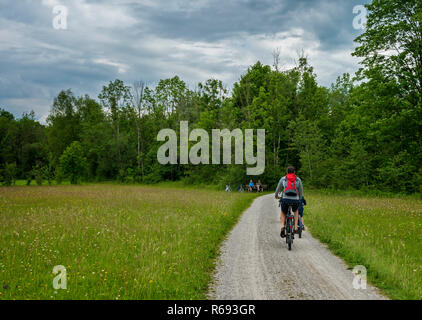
353, 0, 422, 104
376, 150, 419, 193
59, 141, 87, 184
33, 163, 43, 186
55, 166, 64, 185
47, 90, 80, 165
1, 162, 17, 186
43, 153, 55, 186
291, 119, 329, 185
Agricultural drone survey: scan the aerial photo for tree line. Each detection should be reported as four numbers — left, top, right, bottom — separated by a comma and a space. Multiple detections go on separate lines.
1, 0, 421, 193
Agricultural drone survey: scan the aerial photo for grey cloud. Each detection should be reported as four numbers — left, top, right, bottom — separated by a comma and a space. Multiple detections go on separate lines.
0, 0, 370, 122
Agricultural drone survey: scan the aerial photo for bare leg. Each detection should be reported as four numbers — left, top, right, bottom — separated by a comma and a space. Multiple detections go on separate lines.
294, 210, 299, 232
280, 210, 286, 229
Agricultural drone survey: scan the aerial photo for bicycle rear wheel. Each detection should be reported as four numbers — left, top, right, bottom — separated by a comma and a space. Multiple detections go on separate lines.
286, 212, 293, 250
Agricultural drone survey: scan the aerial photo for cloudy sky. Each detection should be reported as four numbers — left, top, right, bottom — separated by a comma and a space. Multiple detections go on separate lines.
0, 0, 369, 122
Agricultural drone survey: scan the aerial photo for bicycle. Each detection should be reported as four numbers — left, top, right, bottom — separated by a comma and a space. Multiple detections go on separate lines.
278, 198, 300, 250
284, 204, 295, 251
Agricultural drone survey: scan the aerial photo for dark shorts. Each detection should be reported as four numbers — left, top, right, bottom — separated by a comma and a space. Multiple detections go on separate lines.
280, 199, 300, 214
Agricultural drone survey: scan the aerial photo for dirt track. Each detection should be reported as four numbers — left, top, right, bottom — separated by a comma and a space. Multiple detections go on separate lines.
208, 194, 387, 300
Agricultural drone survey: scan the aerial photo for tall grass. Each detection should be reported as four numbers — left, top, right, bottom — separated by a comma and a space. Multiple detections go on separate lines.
0, 185, 259, 300
305, 191, 422, 300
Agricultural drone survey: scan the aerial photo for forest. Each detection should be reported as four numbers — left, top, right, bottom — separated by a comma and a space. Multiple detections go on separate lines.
1, 0, 421, 193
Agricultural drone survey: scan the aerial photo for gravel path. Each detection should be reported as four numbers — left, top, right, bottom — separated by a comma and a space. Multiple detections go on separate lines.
208, 194, 387, 300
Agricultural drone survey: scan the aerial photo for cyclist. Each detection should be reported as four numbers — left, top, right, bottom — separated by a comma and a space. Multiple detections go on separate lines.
275, 166, 304, 238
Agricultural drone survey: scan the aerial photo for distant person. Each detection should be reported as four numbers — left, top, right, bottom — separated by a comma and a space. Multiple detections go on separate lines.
256, 180, 263, 192
248, 180, 255, 192
225, 185, 232, 192
237, 184, 244, 192
275, 166, 304, 238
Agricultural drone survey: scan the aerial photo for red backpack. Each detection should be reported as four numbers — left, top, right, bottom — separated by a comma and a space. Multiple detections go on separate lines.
284, 173, 298, 197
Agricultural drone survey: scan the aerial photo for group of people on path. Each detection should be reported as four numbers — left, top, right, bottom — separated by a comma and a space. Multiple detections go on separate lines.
247, 180, 263, 192
225, 180, 264, 192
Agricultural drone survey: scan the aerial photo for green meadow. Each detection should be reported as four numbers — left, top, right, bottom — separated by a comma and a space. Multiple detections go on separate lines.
305, 191, 422, 300
2, 185, 421, 300
0, 185, 259, 300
